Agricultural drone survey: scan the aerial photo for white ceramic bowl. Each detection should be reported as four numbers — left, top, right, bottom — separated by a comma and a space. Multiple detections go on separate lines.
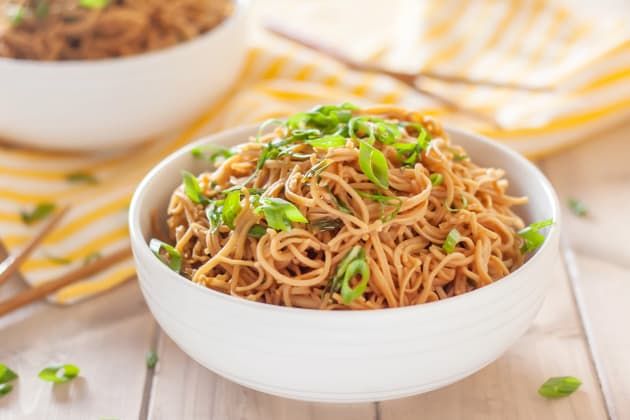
129, 125, 561, 403
0, 0, 249, 152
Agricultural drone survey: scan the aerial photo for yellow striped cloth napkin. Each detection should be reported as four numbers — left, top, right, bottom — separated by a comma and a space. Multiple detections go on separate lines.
1, 0, 628, 304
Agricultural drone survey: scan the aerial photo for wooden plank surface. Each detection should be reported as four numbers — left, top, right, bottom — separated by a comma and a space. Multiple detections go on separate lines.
146, 334, 376, 420
0, 282, 155, 420
542, 120, 630, 420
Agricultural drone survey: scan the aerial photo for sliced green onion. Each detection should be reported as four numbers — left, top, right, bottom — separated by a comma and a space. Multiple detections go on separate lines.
20, 202, 56, 225
328, 246, 370, 304
538, 376, 581, 399
191, 145, 235, 163
443, 229, 461, 254
326, 187, 352, 214
35, 0, 49, 18
306, 135, 346, 149
257, 118, 285, 140
568, 198, 587, 217
254, 197, 308, 232
311, 217, 343, 232
7, 5, 25, 25
357, 190, 402, 222
0, 364, 18, 383
66, 171, 98, 184
181, 171, 207, 205
0, 383, 12, 398
303, 159, 332, 180
83, 251, 102, 265
453, 152, 468, 162
79, 0, 109, 9
358, 140, 389, 189
205, 201, 223, 232
149, 239, 182, 273
38, 364, 80, 383
146, 350, 158, 369
349, 117, 375, 142
430, 173, 444, 186
374, 121, 402, 145
340, 257, 370, 304
221, 190, 242, 229
518, 218, 553, 253
45, 253, 72, 265
247, 224, 267, 238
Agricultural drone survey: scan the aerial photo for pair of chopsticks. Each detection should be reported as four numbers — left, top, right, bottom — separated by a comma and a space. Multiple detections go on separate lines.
265, 23, 553, 129
0, 206, 132, 316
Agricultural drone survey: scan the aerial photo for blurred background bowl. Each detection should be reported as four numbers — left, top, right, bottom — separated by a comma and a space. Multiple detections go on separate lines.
129, 125, 560, 403
0, 0, 249, 152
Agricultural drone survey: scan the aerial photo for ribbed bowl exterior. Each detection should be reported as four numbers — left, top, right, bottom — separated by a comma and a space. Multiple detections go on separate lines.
129, 125, 560, 402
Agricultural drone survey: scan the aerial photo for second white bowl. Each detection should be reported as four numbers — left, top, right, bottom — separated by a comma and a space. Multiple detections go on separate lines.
0, 0, 249, 151
129, 125, 560, 402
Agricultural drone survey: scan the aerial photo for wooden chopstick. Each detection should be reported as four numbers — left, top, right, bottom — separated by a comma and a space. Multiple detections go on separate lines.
0, 247, 133, 317
265, 23, 512, 129
264, 22, 552, 92
0, 205, 70, 288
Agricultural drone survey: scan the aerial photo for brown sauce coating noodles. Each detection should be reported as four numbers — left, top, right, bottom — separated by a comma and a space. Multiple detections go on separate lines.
165, 106, 528, 310
0, 0, 232, 60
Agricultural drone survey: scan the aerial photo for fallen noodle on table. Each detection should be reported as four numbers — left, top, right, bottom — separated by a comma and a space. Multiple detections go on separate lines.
0, 0, 232, 60
157, 104, 541, 310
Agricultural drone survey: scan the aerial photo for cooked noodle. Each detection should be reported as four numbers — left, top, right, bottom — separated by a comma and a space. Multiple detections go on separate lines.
0, 0, 232, 60
162, 105, 530, 310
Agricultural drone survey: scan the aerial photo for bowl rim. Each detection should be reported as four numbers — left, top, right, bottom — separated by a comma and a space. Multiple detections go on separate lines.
129, 123, 561, 318
0, 0, 248, 68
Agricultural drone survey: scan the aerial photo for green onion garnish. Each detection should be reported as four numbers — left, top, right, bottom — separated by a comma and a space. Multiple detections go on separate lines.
311, 217, 343, 232
7, 5, 25, 25
254, 197, 308, 232
149, 239, 182, 273
430, 173, 444, 186
358, 141, 389, 189
357, 190, 402, 222
146, 350, 158, 369
66, 171, 98, 184
79, 0, 109, 9
328, 246, 370, 304
20, 202, 56, 225
453, 153, 468, 162
191, 145, 235, 163
303, 159, 332, 180
568, 198, 587, 217
221, 190, 242, 229
0, 364, 17, 399
0, 383, 12, 397
181, 171, 207, 205
518, 218, 553, 253
38, 364, 80, 384
0, 364, 18, 383
248, 224, 267, 238
45, 253, 72, 265
306, 135, 346, 149
538, 376, 581, 399
83, 251, 102, 265
205, 201, 223, 232
324, 187, 352, 215
443, 229, 461, 254
35, 0, 49, 18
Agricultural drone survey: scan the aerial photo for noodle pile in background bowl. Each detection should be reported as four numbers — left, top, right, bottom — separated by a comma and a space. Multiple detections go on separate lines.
129, 104, 560, 401
0, 0, 233, 60
156, 104, 549, 309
